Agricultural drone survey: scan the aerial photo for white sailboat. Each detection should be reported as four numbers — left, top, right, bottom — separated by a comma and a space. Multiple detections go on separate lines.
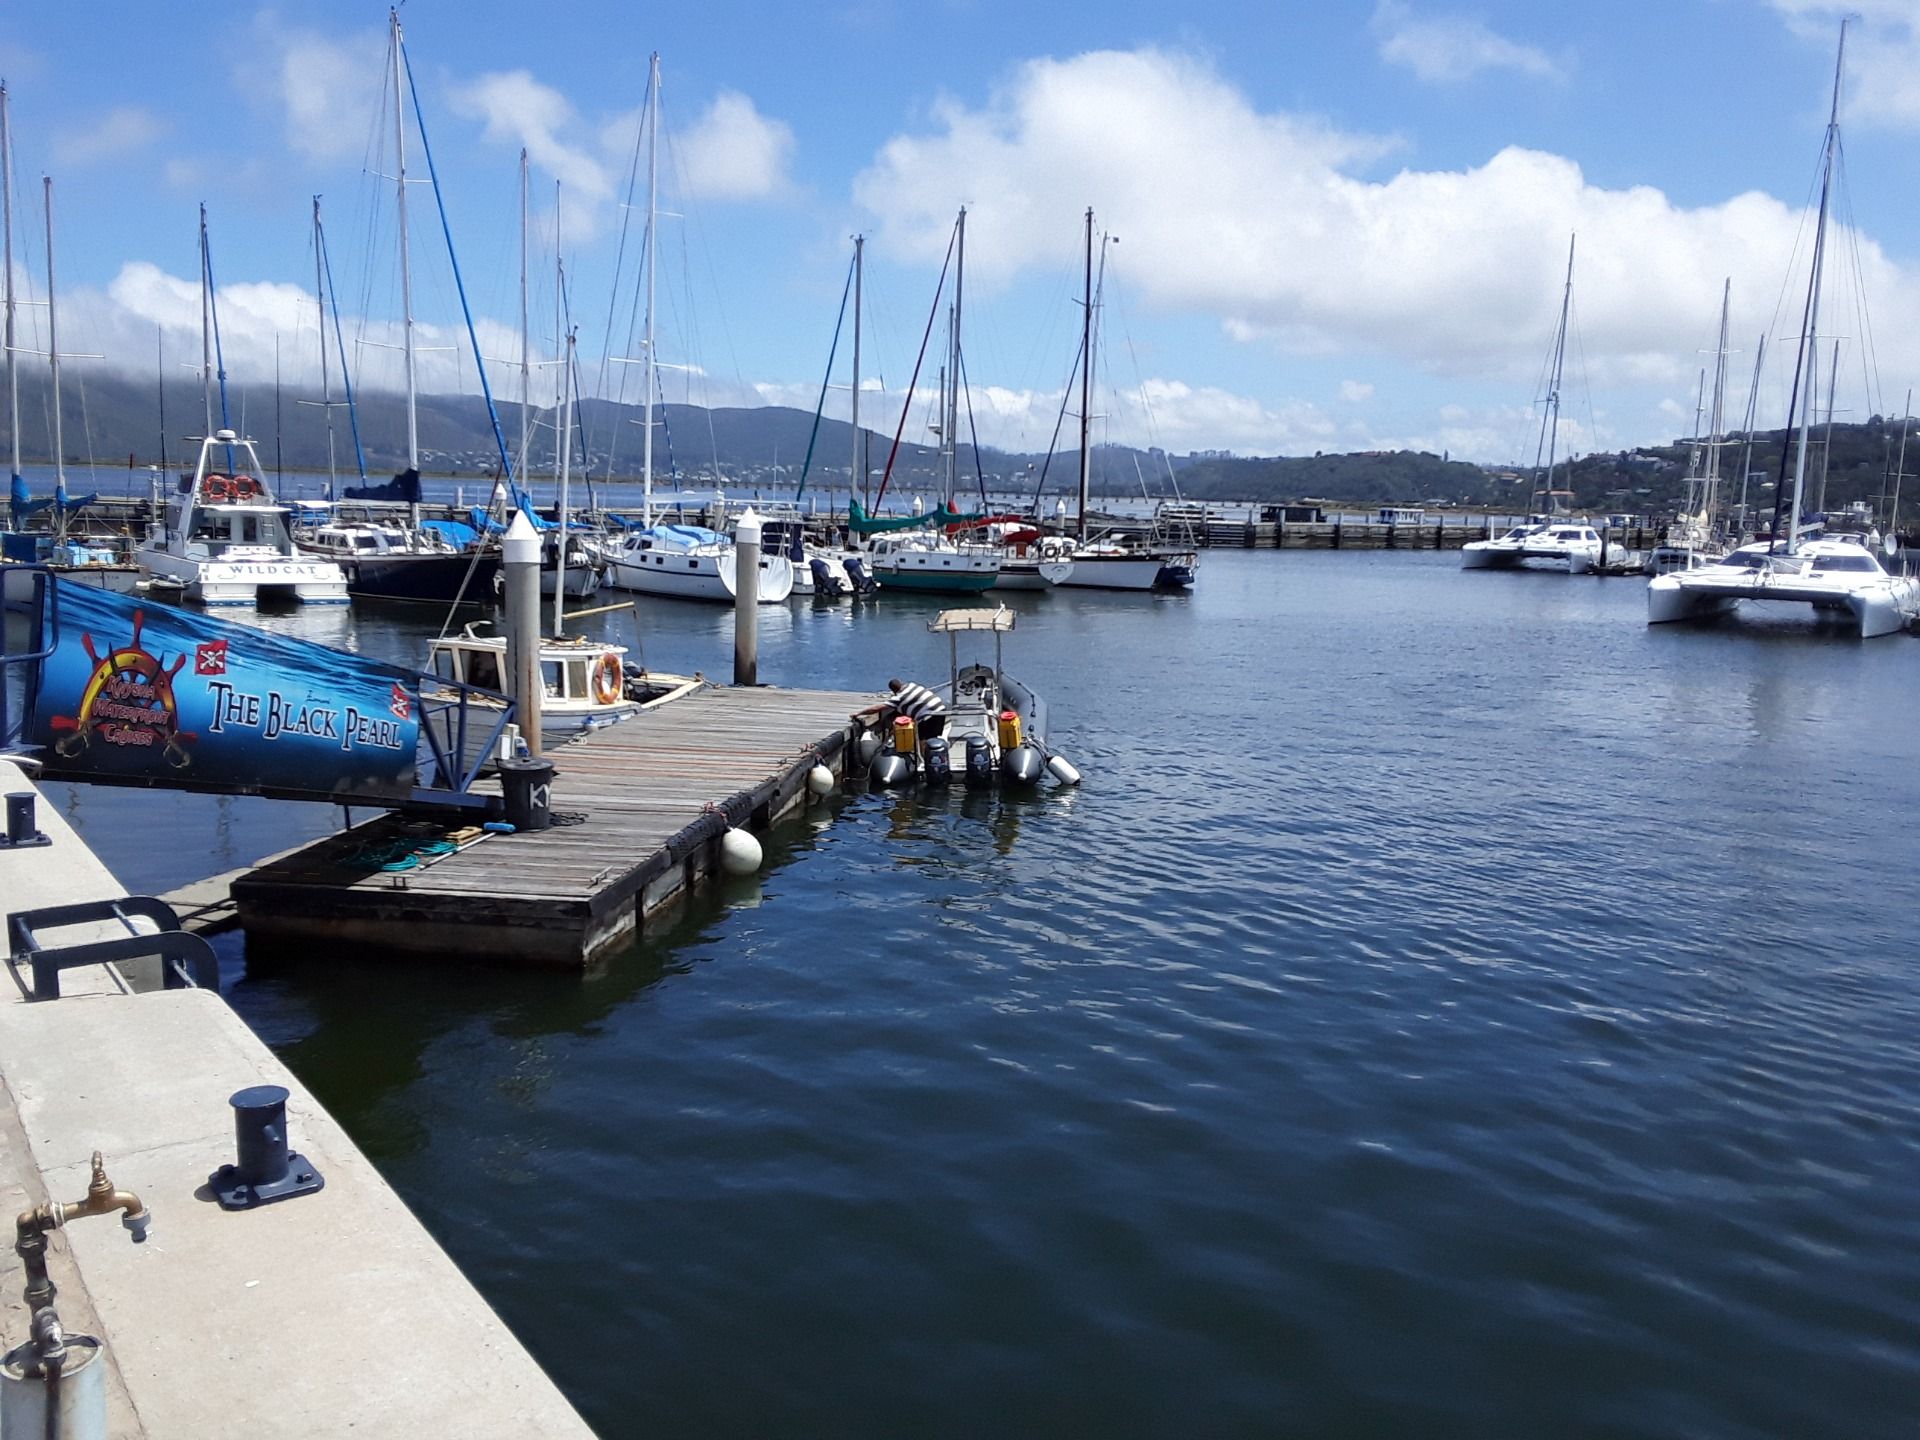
1648, 282, 1735, 574
1648, 24, 1919, 639
1461, 236, 1603, 574
138, 208, 346, 605
1042, 209, 1197, 592
600, 56, 790, 605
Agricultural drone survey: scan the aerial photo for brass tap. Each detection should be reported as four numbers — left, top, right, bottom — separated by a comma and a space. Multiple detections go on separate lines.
14, 1151, 150, 1323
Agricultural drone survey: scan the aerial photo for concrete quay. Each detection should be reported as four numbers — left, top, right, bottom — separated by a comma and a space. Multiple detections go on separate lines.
0, 758, 595, 1438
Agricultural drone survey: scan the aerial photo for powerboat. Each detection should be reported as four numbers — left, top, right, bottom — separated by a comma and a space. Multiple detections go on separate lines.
137, 431, 348, 605
427, 621, 701, 735
1460, 520, 1606, 573
863, 606, 1080, 788
1646, 536, 1918, 638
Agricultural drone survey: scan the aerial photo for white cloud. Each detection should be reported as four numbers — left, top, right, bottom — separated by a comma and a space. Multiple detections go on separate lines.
261, 18, 385, 163
1371, 2, 1565, 84
52, 107, 163, 167
674, 91, 795, 201
852, 46, 1920, 403
1339, 379, 1375, 403
452, 71, 612, 205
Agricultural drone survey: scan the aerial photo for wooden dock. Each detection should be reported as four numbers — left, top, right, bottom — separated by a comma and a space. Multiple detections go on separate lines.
231, 683, 876, 967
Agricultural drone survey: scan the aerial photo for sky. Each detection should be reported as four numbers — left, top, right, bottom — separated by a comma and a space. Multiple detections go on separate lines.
5, 0, 1920, 467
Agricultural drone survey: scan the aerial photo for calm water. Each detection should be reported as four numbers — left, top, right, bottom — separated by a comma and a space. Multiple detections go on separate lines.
47, 551, 1920, 1438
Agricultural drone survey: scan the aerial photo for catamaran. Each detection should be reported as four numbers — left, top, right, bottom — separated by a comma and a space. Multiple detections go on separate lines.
1647, 24, 1919, 639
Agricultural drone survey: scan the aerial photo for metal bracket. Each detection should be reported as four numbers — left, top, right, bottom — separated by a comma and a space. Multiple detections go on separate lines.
6, 897, 219, 1001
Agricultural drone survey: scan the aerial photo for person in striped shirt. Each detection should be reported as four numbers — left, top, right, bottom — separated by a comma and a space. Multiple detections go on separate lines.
854, 677, 948, 738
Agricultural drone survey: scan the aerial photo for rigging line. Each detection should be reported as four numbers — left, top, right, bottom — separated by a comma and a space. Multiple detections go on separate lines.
957, 346, 989, 508
795, 250, 854, 502
874, 219, 958, 508
318, 206, 369, 484
399, 35, 524, 509
1031, 342, 1081, 513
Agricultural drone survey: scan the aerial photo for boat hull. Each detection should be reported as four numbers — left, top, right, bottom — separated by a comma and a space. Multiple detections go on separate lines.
1041, 551, 1194, 590
871, 565, 997, 594
332, 549, 501, 605
137, 547, 350, 606
607, 549, 795, 603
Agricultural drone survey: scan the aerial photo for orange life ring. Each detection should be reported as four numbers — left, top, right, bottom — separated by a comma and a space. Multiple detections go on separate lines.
591, 652, 623, 705
202, 475, 233, 502
231, 475, 261, 499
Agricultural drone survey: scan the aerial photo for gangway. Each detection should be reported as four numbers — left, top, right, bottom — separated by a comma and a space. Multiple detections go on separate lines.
1, 565, 512, 812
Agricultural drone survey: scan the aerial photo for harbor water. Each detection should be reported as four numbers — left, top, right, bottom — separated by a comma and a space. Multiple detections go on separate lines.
45, 550, 1920, 1438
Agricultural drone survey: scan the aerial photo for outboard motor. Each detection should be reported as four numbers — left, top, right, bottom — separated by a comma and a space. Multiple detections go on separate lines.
1001, 745, 1044, 786
870, 750, 914, 787
844, 556, 876, 594
964, 733, 994, 789
922, 734, 952, 786
811, 557, 845, 596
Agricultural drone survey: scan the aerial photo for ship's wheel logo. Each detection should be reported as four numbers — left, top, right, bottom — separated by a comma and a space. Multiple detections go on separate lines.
49, 609, 198, 768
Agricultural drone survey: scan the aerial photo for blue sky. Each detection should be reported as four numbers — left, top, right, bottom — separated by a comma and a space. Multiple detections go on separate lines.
4, 0, 1919, 464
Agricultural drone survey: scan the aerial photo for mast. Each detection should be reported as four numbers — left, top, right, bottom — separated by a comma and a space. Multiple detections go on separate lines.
1534, 234, 1574, 516
851, 234, 863, 506
1735, 334, 1765, 533
156, 326, 166, 476
642, 52, 659, 529
1783, 21, 1846, 551
43, 177, 64, 538
1077, 206, 1093, 542
199, 206, 214, 439
2, 83, 18, 488
1891, 387, 1912, 535
554, 319, 574, 639
1702, 279, 1731, 540
552, 182, 563, 489
1814, 337, 1839, 519
518, 148, 530, 485
390, 7, 418, 481
947, 208, 966, 504
312, 197, 337, 499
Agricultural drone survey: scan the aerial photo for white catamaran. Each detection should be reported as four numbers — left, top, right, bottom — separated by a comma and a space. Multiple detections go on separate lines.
1647, 25, 1919, 639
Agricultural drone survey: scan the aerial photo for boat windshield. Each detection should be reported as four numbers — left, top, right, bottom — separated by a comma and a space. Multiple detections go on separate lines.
1809, 555, 1882, 573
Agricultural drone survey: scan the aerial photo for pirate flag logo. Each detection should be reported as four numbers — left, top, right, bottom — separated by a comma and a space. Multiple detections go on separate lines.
49, 609, 197, 769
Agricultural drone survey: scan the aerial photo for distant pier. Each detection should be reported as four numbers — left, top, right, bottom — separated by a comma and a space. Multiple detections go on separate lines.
233, 683, 876, 967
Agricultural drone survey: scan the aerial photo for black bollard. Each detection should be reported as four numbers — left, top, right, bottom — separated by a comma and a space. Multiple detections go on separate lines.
210, 1084, 325, 1209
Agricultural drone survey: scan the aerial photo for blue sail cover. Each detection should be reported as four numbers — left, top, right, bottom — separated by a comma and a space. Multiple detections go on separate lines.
53, 478, 98, 512
10, 474, 53, 523
28, 580, 423, 803
344, 467, 423, 503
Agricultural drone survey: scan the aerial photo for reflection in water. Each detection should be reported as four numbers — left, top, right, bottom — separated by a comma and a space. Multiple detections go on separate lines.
32, 551, 1920, 1439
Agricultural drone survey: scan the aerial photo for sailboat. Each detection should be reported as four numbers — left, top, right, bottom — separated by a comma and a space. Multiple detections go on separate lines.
1040, 208, 1198, 591
855, 209, 1000, 594
1647, 282, 1735, 574
598, 56, 791, 605
0, 92, 138, 591
1460, 236, 1604, 573
137, 208, 346, 605
292, 194, 499, 605
1648, 23, 1918, 638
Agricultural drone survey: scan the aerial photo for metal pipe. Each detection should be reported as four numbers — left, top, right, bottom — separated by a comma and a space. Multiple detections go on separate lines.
502, 510, 543, 755
734, 507, 760, 685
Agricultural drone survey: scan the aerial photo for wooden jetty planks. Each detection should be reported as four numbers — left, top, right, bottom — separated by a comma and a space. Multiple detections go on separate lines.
232, 683, 878, 966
